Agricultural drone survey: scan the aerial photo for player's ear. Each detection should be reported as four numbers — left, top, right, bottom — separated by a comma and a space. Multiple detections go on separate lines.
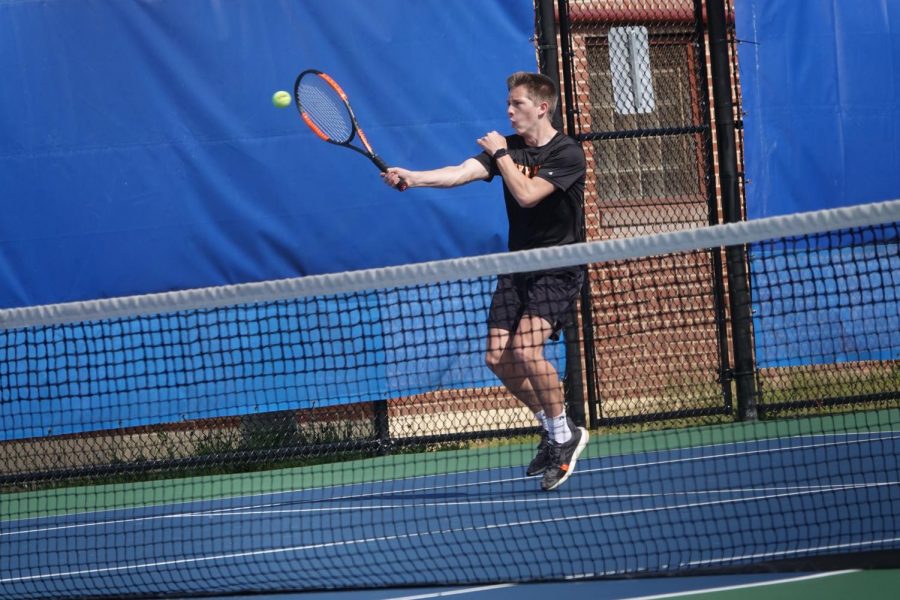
538, 100, 550, 119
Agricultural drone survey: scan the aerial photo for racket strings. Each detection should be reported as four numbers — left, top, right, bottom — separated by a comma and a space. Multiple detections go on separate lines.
297, 76, 354, 143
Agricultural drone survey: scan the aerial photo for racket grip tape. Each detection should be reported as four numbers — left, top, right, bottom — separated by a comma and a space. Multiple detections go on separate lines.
372, 154, 407, 192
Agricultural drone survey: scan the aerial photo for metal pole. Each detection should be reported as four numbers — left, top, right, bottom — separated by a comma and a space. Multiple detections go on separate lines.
537, 0, 588, 426
706, 0, 758, 420
693, 0, 734, 415
555, 0, 601, 428
537, 0, 564, 130
557, 0, 578, 138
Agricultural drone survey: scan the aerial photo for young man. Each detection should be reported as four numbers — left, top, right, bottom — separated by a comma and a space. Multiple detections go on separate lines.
382, 72, 588, 491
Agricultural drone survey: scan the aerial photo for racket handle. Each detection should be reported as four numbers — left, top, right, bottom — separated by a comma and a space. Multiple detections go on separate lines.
372, 154, 407, 192
372, 154, 390, 172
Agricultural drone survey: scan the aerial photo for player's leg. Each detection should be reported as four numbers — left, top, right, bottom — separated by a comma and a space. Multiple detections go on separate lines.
485, 326, 542, 413
486, 326, 554, 476
515, 315, 587, 491
485, 274, 544, 411
485, 275, 552, 475
512, 269, 589, 491
486, 328, 550, 476
506, 314, 564, 416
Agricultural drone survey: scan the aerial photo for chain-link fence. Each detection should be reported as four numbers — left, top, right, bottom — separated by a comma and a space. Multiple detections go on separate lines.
544, 0, 744, 427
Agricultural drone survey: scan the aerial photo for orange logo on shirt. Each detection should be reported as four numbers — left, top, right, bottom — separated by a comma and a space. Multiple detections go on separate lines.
516, 162, 541, 178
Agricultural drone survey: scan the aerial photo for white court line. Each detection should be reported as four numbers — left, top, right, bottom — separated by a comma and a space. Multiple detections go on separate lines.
617, 570, 858, 600
5, 430, 897, 526
683, 538, 900, 566
5, 480, 898, 538
266, 433, 900, 505
385, 583, 516, 600
574, 431, 900, 477
214, 481, 900, 520
0, 431, 900, 537
159, 480, 900, 520
4, 482, 899, 584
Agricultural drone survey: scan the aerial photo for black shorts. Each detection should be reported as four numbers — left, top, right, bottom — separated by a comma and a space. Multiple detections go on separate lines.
487, 266, 584, 338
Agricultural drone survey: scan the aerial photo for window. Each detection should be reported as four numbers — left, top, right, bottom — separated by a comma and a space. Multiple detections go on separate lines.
586, 32, 705, 203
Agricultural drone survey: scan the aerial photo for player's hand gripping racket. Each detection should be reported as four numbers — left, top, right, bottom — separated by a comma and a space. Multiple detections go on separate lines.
294, 69, 407, 191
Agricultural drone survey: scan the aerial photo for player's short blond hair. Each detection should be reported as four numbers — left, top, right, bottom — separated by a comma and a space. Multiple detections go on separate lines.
506, 72, 558, 114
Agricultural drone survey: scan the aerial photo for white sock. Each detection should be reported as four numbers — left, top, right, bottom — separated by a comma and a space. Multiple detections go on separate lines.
548, 412, 573, 444
534, 410, 547, 431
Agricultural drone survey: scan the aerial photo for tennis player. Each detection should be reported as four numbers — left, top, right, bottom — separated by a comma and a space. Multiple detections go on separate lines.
382, 72, 588, 491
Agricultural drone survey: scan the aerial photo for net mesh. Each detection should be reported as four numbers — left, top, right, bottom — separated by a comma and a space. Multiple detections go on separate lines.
1, 201, 898, 598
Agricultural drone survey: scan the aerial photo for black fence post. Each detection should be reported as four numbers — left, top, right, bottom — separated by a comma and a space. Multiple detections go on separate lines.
693, 0, 735, 415
537, 0, 564, 130
536, 0, 591, 428
373, 399, 391, 454
707, 0, 758, 420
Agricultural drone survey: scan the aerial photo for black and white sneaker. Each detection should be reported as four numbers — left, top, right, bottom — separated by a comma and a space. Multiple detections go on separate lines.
540, 426, 589, 491
526, 429, 551, 476
527, 419, 577, 476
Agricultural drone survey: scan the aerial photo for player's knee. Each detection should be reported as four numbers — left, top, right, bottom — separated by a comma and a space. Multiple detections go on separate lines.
485, 350, 503, 373
511, 344, 541, 366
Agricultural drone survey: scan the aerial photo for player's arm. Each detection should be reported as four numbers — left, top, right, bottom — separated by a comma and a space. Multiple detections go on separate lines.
476, 131, 555, 208
382, 158, 488, 189
493, 156, 556, 208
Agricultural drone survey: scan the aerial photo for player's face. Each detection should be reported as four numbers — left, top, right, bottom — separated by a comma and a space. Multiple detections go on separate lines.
507, 86, 543, 135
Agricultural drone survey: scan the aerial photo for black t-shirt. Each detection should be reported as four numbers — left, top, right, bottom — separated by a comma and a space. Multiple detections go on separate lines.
473, 131, 585, 251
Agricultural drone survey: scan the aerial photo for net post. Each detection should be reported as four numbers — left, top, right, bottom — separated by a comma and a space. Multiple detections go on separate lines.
707, 0, 758, 420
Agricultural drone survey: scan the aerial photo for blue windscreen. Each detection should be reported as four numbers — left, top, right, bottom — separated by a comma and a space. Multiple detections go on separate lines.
0, 0, 534, 309
3, 287, 572, 442
736, 1, 900, 372
736, 0, 900, 218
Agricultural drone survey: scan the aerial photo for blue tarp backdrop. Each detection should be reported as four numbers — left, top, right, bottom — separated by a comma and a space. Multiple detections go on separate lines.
736, 0, 900, 370
0, 0, 534, 310
0, 0, 546, 440
736, 0, 900, 218
5, 1, 897, 440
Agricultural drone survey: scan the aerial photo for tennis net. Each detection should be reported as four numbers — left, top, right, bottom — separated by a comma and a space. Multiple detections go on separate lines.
1, 199, 898, 598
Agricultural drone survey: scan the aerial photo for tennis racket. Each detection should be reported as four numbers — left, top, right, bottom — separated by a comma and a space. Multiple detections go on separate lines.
294, 69, 407, 191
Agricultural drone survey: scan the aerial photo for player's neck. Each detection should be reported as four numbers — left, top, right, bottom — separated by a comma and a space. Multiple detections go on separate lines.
520, 120, 558, 148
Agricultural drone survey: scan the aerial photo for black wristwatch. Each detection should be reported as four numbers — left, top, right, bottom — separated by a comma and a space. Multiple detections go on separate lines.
492, 148, 509, 160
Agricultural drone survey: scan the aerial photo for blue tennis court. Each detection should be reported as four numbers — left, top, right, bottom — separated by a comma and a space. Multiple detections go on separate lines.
4, 429, 898, 598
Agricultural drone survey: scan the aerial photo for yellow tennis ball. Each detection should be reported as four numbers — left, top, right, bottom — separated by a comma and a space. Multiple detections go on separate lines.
272, 90, 291, 108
